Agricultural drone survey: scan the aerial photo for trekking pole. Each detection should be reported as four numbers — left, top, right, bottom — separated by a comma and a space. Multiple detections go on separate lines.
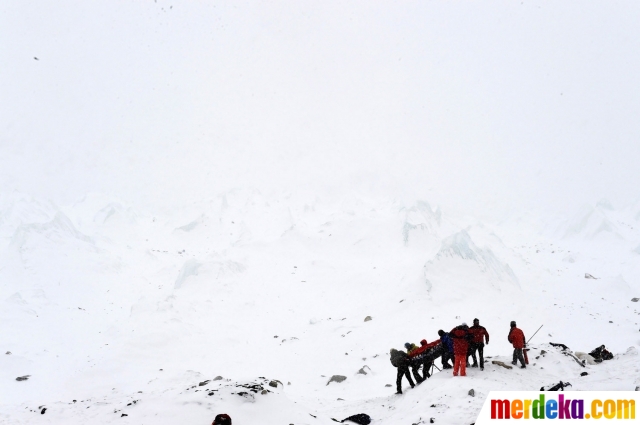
522, 324, 543, 366
527, 324, 543, 345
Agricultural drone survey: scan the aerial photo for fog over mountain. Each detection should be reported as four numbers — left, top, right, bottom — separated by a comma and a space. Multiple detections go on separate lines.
2, 2, 640, 424
2, 1, 640, 217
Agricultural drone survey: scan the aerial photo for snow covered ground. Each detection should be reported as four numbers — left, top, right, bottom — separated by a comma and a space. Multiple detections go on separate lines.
1, 191, 639, 424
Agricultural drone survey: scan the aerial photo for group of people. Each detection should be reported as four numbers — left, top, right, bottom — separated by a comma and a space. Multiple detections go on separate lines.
390, 319, 527, 394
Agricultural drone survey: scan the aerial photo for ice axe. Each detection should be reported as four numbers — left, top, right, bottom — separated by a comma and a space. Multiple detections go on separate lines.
524, 325, 543, 365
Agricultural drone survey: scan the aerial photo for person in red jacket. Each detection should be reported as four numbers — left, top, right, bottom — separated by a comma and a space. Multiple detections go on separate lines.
450, 323, 471, 376
508, 320, 526, 369
468, 318, 490, 370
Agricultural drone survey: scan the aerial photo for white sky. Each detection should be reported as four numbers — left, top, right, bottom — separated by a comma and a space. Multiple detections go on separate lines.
1, 1, 639, 216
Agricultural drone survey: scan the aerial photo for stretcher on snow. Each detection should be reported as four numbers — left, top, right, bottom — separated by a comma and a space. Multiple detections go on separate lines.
410, 343, 444, 365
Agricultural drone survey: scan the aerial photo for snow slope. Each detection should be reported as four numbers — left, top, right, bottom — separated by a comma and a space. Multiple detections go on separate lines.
1, 192, 639, 424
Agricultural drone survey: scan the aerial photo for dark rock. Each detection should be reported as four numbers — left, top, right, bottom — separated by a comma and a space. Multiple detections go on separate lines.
357, 366, 370, 375
631, 298, 639, 302
468, 389, 475, 397
585, 273, 598, 279
16, 375, 30, 381
261, 390, 268, 394
364, 316, 372, 322
269, 380, 279, 388
326, 375, 347, 385
121, 413, 128, 417
199, 380, 210, 386
213, 376, 223, 381
385, 384, 392, 387
492, 361, 512, 370
41, 408, 46, 414
581, 372, 588, 376
540, 350, 547, 355
430, 419, 435, 424
5, 351, 10, 355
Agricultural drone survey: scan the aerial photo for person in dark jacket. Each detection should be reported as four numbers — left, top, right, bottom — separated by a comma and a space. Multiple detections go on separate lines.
405, 342, 424, 384
468, 318, 490, 370
213, 414, 232, 425
408, 339, 441, 380
390, 348, 415, 394
450, 323, 472, 376
438, 329, 454, 369
508, 320, 526, 369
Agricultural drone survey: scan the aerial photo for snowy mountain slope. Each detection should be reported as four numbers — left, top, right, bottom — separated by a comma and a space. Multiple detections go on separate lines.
2, 343, 638, 425
1, 192, 639, 424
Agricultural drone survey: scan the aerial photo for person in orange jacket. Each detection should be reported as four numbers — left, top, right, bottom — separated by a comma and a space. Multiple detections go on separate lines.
468, 318, 490, 370
450, 323, 471, 376
508, 320, 526, 369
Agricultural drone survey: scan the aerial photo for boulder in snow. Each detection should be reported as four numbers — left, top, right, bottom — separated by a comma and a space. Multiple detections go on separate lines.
326, 375, 347, 385
357, 366, 371, 375
491, 361, 512, 370
364, 316, 372, 322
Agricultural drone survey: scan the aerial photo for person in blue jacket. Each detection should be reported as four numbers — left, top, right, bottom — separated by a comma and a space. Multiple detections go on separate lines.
438, 329, 454, 369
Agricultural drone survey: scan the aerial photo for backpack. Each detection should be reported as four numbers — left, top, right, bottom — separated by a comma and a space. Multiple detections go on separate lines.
342, 413, 372, 424
213, 414, 232, 425
589, 345, 613, 362
390, 349, 400, 367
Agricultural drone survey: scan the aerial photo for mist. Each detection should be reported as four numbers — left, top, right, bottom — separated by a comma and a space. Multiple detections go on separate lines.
2, 0, 639, 217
